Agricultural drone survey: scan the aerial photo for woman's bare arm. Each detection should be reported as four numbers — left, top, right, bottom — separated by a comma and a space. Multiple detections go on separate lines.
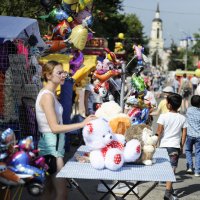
40, 93, 96, 134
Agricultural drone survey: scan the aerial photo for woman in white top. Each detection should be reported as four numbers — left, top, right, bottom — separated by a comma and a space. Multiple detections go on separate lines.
36, 60, 96, 200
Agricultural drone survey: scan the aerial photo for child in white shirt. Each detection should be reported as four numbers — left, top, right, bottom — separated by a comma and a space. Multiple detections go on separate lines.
156, 93, 187, 200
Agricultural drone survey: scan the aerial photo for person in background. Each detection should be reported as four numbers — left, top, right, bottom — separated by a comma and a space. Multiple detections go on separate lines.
84, 75, 103, 116
36, 60, 96, 200
195, 83, 200, 95
172, 75, 180, 93
152, 76, 159, 92
179, 73, 192, 113
111, 74, 121, 105
144, 84, 157, 111
150, 86, 174, 116
185, 95, 200, 177
156, 93, 187, 200
190, 74, 199, 95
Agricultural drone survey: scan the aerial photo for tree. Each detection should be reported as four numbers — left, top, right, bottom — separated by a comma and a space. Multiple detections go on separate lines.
0, 0, 148, 62
192, 31, 200, 60
168, 43, 184, 71
0, 0, 41, 17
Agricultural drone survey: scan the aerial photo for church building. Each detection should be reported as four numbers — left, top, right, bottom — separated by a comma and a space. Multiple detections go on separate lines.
148, 3, 169, 71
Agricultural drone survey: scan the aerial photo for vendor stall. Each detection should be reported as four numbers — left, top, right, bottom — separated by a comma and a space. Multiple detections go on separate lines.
0, 16, 45, 140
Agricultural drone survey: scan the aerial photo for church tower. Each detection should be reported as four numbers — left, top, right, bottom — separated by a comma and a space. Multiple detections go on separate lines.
149, 3, 164, 67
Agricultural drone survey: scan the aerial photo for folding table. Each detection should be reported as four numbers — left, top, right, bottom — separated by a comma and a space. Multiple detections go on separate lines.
57, 146, 176, 200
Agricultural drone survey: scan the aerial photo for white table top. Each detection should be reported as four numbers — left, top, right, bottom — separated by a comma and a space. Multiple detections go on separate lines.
57, 146, 176, 182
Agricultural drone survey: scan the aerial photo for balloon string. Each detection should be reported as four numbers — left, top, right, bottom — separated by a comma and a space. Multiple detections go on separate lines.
125, 55, 136, 69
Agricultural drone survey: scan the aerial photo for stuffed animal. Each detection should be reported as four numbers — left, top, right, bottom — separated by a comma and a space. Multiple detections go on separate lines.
95, 101, 122, 121
125, 124, 151, 142
109, 113, 131, 135
95, 102, 131, 135
82, 118, 141, 171
139, 128, 158, 165
125, 125, 158, 165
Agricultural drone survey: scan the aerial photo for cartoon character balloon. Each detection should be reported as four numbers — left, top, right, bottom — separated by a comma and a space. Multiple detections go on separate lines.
133, 45, 144, 65
52, 20, 72, 40
68, 16, 91, 50
69, 50, 84, 75
131, 74, 146, 93
38, 7, 73, 25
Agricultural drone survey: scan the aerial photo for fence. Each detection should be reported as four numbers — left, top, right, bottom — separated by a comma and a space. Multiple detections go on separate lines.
0, 40, 41, 143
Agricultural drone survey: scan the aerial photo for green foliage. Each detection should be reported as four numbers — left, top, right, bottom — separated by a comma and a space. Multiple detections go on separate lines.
168, 43, 184, 70
0, 0, 41, 17
0, 0, 148, 62
192, 31, 200, 59
168, 42, 195, 71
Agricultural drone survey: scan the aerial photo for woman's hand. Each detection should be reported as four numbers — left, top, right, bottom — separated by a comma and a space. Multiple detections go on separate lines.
82, 115, 97, 126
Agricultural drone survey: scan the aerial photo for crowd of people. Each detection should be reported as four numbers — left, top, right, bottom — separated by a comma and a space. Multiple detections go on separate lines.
34, 61, 200, 200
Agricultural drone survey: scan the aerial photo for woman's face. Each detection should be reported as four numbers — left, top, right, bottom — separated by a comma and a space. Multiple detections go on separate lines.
51, 64, 67, 85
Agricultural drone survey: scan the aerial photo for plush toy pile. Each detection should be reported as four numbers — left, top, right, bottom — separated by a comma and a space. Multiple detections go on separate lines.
82, 118, 141, 171
78, 100, 159, 170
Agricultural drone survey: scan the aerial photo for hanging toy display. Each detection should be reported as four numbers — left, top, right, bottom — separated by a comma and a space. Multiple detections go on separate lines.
131, 74, 146, 94
69, 50, 84, 75
0, 129, 48, 196
39, 0, 94, 53
92, 48, 122, 104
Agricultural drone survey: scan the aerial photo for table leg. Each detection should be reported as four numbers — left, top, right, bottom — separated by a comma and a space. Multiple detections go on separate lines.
121, 181, 141, 199
69, 179, 90, 200
99, 180, 121, 200
121, 181, 140, 198
138, 182, 158, 200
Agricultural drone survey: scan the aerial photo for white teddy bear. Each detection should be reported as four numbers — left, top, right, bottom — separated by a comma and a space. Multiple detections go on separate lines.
83, 118, 141, 171
140, 128, 158, 165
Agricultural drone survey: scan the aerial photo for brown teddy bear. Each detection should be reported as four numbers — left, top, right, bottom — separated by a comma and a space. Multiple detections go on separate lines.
125, 124, 158, 165
125, 124, 151, 142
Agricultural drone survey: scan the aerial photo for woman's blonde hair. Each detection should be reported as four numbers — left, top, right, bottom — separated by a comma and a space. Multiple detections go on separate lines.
42, 60, 62, 82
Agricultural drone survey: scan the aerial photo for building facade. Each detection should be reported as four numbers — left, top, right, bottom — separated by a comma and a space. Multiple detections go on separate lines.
148, 3, 169, 71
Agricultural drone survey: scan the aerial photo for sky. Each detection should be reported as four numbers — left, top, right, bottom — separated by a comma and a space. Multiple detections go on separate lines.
122, 0, 200, 47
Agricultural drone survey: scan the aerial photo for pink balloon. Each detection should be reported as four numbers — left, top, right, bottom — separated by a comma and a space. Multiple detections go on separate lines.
133, 45, 143, 61
197, 61, 200, 69
69, 50, 84, 75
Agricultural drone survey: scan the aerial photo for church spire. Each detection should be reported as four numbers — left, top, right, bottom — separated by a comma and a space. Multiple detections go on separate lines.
155, 3, 160, 19
156, 3, 159, 13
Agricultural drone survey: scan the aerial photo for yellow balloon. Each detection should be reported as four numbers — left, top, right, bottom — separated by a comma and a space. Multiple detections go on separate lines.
78, 0, 93, 11
63, 0, 78, 4
118, 33, 125, 40
195, 69, 200, 77
114, 42, 124, 53
69, 25, 88, 50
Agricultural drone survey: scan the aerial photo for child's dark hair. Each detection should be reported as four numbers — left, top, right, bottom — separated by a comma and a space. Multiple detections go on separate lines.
191, 95, 200, 108
167, 93, 182, 111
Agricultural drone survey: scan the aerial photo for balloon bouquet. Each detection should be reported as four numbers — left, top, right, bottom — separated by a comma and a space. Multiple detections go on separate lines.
124, 45, 153, 125
0, 128, 48, 196
92, 48, 122, 104
39, 0, 94, 76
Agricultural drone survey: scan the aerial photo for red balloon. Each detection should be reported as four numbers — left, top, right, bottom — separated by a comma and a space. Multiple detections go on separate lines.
45, 40, 67, 52
52, 20, 71, 40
